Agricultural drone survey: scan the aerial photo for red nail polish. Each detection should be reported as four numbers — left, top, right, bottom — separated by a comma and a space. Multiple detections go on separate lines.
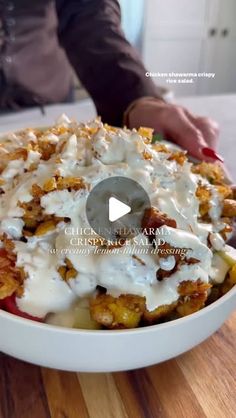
201, 147, 224, 163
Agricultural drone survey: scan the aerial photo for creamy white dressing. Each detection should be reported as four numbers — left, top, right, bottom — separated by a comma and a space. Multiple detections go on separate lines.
210, 253, 230, 284
0, 176, 33, 217
41, 189, 88, 218
1, 159, 25, 180
15, 241, 75, 317
209, 232, 225, 251
145, 263, 209, 311
46, 133, 59, 144
209, 187, 223, 222
56, 113, 71, 126
159, 255, 176, 271
0, 116, 228, 317
24, 150, 41, 170
159, 226, 212, 270
0, 217, 24, 239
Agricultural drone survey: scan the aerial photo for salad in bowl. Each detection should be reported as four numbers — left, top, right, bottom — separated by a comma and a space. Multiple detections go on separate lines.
0, 114, 236, 331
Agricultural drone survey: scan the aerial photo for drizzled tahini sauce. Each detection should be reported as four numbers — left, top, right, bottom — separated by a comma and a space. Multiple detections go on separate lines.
15, 240, 75, 317
0, 115, 227, 316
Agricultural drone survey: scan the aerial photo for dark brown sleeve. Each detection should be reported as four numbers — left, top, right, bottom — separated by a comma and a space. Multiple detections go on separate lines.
56, 0, 158, 126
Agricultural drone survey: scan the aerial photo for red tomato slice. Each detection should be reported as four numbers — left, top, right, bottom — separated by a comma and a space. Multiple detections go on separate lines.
0, 249, 43, 322
0, 248, 8, 257
1, 294, 43, 322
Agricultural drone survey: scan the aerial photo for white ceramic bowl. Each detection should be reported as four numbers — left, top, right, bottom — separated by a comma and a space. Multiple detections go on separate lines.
0, 129, 235, 371
0, 285, 236, 372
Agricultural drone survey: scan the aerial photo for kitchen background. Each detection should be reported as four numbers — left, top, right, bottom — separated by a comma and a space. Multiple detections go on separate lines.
119, 0, 236, 97
0, 1, 235, 177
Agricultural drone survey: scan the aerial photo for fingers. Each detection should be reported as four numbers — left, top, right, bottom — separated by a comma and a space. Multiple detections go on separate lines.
127, 99, 222, 162
184, 111, 219, 150
161, 106, 219, 161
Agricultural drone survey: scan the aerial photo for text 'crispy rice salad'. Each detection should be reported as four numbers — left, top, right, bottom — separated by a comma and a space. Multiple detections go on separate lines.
0, 114, 236, 329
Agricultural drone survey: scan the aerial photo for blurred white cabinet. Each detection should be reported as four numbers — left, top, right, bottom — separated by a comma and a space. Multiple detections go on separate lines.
143, 0, 236, 96
199, 0, 236, 94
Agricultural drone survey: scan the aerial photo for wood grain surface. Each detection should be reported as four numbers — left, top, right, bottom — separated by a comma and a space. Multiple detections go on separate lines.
0, 311, 236, 418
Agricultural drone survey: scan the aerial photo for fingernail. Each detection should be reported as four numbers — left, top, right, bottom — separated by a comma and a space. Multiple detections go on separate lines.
201, 147, 224, 162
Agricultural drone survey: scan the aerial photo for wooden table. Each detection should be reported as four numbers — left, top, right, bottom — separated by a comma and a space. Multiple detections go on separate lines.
0, 310, 235, 418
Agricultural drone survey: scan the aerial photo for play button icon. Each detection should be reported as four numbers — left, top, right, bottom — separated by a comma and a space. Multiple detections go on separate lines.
86, 176, 151, 242
109, 197, 131, 222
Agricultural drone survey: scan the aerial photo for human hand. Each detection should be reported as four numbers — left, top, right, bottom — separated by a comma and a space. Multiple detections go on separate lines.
125, 97, 223, 162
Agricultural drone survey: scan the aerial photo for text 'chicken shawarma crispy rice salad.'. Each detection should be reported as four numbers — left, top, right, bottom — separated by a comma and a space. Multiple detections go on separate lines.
0, 114, 236, 330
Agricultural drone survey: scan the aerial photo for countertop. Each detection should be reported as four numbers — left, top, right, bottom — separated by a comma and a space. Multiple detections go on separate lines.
0, 95, 236, 418
0, 94, 235, 178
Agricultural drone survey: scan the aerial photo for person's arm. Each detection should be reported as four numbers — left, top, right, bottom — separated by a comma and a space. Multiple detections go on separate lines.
56, 0, 158, 126
56, 0, 221, 162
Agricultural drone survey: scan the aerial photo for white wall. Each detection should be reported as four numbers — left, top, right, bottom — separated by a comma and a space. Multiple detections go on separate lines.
119, 0, 144, 51
120, 0, 236, 97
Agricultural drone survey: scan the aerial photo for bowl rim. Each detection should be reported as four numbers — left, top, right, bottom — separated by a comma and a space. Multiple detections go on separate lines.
0, 284, 235, 337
